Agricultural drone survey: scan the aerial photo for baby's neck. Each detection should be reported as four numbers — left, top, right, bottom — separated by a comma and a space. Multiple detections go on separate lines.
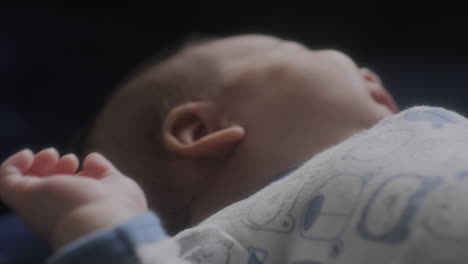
187, 145, 307, 225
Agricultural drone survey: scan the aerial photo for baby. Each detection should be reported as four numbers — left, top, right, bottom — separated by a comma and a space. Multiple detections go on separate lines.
2, 34, 468, 264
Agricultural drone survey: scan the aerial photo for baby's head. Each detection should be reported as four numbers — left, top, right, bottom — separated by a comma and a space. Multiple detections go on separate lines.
85, 34, 398, 233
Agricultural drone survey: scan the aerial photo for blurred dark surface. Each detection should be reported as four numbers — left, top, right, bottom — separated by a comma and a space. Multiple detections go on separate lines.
1, 6, 468, 213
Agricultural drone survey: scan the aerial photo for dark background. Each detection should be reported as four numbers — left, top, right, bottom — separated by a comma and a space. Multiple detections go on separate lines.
0, 5, 467, 186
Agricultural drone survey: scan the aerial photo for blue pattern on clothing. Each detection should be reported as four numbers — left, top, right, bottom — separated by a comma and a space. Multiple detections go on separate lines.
404, 108, 459, 128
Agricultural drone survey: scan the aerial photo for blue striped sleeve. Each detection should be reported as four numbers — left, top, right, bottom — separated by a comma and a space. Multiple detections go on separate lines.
47, 212, 168, 264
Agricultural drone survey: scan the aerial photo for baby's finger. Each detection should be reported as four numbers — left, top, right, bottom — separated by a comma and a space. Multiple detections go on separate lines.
26, 148, 60, 176
0, 167, 40, 207
49, 154, 79, 175
0, 149, 34, 176
77, 152, 118, 179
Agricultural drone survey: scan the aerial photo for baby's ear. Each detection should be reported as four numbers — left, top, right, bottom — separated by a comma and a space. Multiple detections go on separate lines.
360, 68, 399, 113
162, 102, 245, 159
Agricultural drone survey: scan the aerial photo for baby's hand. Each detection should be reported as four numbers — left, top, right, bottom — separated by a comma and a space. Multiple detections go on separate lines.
0, 148, 148, 250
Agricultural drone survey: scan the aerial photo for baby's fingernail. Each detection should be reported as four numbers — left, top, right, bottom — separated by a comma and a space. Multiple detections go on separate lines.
17, 148, 32, 153
1, 149, 33, 173
2, 165, 19, 174
44, 147, 58, 154
6, 149, 32, 161
91, 153, 109, 163
234, 125, 245, 132
91, 153, 116, 170
63, 153, 78, 160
